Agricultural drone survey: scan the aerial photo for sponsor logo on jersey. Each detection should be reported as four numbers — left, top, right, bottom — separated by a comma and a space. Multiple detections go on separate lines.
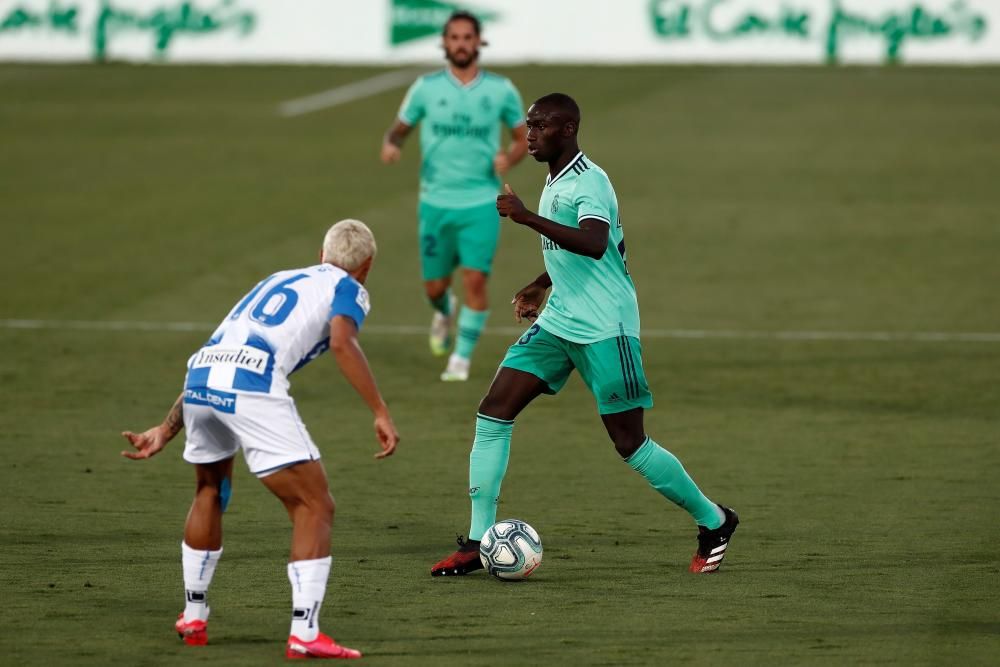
184, 388, 237, 413
191, 346, 269, 373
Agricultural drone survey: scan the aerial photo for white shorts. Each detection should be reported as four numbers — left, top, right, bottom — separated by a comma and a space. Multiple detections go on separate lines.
182, 389, 320, 477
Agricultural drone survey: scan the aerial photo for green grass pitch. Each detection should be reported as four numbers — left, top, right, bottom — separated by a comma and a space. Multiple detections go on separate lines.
1, 64, 999, 665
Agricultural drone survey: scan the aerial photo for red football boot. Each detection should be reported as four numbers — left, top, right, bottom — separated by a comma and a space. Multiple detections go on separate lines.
175, 613, 208, 646
430, 536, 484, 577
286, 633, 362, 659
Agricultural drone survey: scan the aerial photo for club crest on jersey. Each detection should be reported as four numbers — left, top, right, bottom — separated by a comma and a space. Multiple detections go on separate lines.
480, 97, 492, 112
550, 195, 560, 214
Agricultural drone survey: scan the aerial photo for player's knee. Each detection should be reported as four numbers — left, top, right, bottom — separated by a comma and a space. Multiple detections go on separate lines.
194, 479, 222, 501
605, 424, 645, 458
310, 491, 335, 523
323, 492, 336, 520
424, 280, 449, 301
478, 392, 514, 422
463, 272, 487, 295
612, 434, 645, 459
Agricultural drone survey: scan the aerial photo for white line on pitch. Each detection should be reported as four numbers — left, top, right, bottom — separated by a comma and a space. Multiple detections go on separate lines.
3, 319, 1000, 343
278, 69, 427, 117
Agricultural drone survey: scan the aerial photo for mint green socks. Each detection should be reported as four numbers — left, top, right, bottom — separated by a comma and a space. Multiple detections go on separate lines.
455, 307, 489, 360
468, 414, 513, 540
625, 437, 723, 529
469, 423, 720, 540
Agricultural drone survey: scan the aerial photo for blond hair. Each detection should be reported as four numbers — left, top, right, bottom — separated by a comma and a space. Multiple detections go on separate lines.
322, 219, 376, 271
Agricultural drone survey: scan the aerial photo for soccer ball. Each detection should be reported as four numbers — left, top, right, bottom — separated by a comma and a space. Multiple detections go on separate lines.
479, 519, 543, 581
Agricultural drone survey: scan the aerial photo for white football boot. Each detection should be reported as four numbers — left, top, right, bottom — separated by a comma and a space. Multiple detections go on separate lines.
440, 353, 470, 382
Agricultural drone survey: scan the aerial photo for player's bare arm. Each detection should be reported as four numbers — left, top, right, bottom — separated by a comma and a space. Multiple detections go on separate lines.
497, 184, 609, 259
329, 315, 400, 458
380, 120, 413, 164
512, 272, 551, 323
494, 125, 528, 176
120, 391, 184, 460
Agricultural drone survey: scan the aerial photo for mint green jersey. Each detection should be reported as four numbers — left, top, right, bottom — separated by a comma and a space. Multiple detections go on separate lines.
398, 69, 525, 208
535, 153, 641, 344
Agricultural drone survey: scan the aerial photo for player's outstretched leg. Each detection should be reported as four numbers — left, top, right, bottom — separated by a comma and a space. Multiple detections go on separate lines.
431, 368, 547, 576
177, 458, 232, 645
260, 461, 361, 659
430, 413, 512, 576
604, 409, 738, 573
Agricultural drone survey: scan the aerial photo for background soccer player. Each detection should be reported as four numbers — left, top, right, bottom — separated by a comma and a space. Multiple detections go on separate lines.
380, 10, 528, 382
120, 219, 399, 659
430, 94, 739, 577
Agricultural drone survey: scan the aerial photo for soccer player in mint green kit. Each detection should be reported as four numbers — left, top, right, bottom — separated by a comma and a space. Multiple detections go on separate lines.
381, 11, 527, 382
430, 94, 739, 577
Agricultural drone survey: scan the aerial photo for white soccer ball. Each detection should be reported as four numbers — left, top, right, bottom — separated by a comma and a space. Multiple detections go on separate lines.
479, 519, 543, 581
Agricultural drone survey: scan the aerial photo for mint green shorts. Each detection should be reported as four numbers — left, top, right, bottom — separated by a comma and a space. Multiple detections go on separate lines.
418, 200, 500, 281
500, 324, 654, 415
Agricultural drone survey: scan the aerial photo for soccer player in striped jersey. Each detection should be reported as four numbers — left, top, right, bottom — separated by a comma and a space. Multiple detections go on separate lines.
381, 10, 527, 382
430, 94, 738, 578
121, 219, 399, 659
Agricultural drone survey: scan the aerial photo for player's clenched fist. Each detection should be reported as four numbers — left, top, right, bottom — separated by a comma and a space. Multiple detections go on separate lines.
497, 183, 530, 223
380, 142, 402, 164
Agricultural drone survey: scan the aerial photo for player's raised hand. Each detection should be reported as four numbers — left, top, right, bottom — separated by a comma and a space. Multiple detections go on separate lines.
512, 281, 547, 323
372, 411, 399, 459
380, 142, 402, 164
120, 425, 170, 460
497, 183, 529, 223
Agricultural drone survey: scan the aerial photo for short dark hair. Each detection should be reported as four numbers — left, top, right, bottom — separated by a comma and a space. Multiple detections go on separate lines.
533, 93, 581, 124
442, 10, 482, 37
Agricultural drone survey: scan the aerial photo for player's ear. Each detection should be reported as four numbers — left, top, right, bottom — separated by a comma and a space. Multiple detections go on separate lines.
319, 248, 325, 263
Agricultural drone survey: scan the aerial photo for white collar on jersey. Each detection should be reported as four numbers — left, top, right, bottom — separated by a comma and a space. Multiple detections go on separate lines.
546, 151, 585, 186
446, 68, 483, 89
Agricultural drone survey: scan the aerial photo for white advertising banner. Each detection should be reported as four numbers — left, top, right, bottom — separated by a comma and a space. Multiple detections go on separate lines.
0, 0, 997, 64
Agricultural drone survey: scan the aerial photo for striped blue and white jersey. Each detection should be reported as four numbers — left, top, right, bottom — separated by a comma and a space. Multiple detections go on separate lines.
184, 264, 369, 402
